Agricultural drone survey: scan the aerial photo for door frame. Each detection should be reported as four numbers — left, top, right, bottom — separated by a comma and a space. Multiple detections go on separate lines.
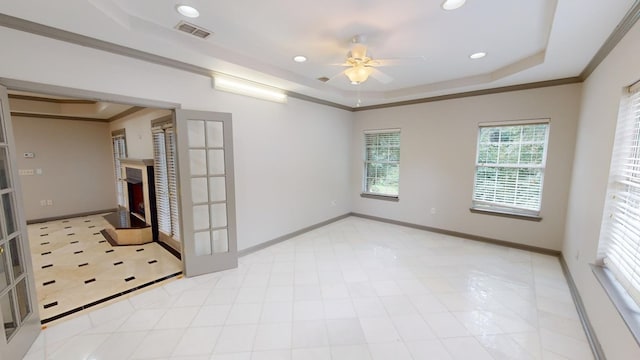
0, 78, 190, 356
0, 86, 41, 359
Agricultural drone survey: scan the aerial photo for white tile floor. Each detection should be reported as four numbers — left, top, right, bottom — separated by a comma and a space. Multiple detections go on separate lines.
23, 217, 593, 360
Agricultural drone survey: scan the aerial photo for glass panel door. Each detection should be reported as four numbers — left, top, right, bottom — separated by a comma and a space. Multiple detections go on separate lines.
0, 86, 40, 359
176, 110, 237, 276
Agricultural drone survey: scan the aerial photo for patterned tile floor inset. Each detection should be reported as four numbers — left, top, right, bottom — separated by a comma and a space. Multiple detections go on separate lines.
27, 214, 182, 323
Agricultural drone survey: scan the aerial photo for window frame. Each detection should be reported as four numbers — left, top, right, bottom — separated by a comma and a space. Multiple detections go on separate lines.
111, 129, 127, 208
598, 82, 640, 302
594, 81, 640, 345
361, 129, 401, 200
151, 117, 180, 241
471, 119, 550, 219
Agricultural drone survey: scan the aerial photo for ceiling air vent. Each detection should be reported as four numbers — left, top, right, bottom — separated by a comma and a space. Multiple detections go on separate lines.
175, 21, 212, 39
317, 77, 330, 83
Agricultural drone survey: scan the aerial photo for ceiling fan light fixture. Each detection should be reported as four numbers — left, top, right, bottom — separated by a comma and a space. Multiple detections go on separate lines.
176, 5, 200, 18
345, 65, 373, 85
469, 51, 487, 59
441, 0, 466, 11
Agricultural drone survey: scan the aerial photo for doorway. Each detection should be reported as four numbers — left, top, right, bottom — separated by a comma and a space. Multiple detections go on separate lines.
0, 79, 239, 359
8, 90, 183, 324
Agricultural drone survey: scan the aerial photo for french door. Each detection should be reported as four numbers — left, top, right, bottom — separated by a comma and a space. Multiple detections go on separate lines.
0, 86, 40, 359
175, 110, 237, 277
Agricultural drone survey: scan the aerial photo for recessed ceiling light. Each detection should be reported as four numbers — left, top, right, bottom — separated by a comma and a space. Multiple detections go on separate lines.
469, 52, 487, 59
441, 0, 466, 11
176, 5, 200, 18
293, 55, 307, 63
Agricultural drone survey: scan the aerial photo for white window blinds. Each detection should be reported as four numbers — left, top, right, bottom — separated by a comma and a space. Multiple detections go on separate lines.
363, 130, 400, 197
152, 122, 180, 240
166, 128, 180, 240
472, 121, 549, 216
599, 85, 640, 306
111, 131, 127, 208
152, 129, 171, 235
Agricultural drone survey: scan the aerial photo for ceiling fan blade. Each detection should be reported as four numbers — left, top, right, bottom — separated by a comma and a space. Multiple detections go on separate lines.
370, 68, 393, 84
322, 69, 347, 83
369, 56, 426, 67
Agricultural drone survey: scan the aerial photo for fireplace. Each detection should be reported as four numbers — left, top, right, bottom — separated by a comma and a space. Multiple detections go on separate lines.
126, 167, 146, 219
115, 158, 158, 243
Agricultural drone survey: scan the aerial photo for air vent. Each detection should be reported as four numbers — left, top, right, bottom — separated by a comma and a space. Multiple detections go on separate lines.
175, 21, 212, 39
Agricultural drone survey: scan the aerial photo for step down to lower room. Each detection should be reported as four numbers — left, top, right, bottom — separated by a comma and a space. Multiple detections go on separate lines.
103, 209, 152, 245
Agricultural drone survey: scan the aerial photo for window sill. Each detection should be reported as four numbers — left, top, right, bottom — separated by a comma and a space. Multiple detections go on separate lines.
360, 193, 399, 202
469, 207, 542, 221
591, 264, 640, 346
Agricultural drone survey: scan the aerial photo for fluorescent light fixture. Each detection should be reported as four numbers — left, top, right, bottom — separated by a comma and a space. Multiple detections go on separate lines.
293, 55, 307, 63
469, 51, 487, 59
442, 0, 466, 10
213, 75, 287, 103
176, 5, 200, 18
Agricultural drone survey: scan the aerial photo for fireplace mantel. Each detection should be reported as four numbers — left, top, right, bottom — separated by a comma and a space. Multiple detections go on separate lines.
120, 158, 154, 167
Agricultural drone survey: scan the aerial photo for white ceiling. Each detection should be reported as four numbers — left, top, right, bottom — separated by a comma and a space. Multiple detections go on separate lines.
0, 0, 635, 107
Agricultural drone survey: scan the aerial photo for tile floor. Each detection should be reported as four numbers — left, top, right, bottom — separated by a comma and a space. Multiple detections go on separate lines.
23, 217, 593, 359
27, 214, 182, 322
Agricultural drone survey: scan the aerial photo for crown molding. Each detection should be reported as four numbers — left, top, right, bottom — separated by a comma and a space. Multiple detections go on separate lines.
353, 77, 582, 112
1, 6, 638, 112
580, 0, 640, 80
10, 111, 110, 122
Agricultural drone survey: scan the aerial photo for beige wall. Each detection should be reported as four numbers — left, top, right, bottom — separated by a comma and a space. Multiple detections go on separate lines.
352, 83, 582, 251
12, 116, 116, 221
0, 26, 353, 251
109, 108, 171, 159
3, 12, 640, 358
563, 20, 640, 359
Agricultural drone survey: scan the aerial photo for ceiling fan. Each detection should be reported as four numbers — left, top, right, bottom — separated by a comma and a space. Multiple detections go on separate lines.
333, 35, 422, 85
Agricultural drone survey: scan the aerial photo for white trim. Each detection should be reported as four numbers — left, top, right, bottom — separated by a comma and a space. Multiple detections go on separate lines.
363, 128, 401, 134
479, 118, 550, 127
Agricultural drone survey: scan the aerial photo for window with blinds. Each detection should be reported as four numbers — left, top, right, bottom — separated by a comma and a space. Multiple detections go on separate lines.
363, 130, 400, 197
152, 119, 180, 240
472, 120, 549, 217
598, 84, 640, 306
111, 129, 127, 208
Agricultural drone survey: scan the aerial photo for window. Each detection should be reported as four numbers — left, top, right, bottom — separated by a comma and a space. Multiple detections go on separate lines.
363, 130, 400, 197
598, 83, 640, 306
472, 120, 549, 217
111, 129, 127, 208
152, 118, 180, 241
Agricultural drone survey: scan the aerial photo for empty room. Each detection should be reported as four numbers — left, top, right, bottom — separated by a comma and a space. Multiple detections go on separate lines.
0, 0, 639, 359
